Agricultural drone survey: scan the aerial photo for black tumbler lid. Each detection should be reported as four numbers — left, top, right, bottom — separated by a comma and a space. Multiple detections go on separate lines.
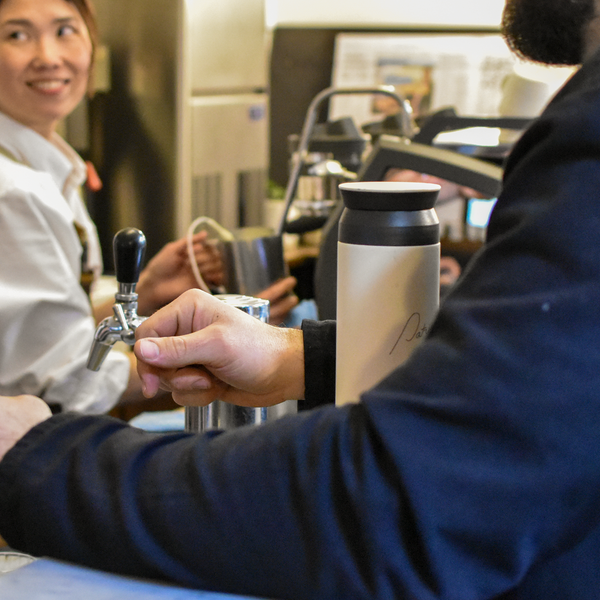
339, 181, 440, 211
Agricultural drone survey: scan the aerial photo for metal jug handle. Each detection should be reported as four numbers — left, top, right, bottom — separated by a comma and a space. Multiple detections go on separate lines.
188, 216, 235, 243
186, 216, 235, 292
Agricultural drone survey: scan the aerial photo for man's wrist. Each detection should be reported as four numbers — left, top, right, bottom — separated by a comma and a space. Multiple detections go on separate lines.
278, 327, 306, 401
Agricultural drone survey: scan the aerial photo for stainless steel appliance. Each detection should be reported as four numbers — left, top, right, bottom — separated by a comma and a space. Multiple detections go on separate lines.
87, 0, 270, 264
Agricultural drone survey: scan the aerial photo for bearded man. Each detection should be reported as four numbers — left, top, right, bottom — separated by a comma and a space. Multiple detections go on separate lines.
2, 1, 600, 599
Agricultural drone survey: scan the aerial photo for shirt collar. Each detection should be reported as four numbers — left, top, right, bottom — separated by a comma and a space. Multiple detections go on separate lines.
0, 111, 87, 196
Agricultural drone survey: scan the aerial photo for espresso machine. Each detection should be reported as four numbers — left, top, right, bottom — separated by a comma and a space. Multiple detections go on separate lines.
277, 86, 414, 239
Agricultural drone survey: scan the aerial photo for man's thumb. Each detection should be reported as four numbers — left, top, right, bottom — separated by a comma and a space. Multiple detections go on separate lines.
136, 335, 201, 367
137, 338, 161, 361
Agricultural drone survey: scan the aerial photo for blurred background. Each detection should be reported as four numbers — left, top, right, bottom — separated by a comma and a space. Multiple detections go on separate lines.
63, 0, 573, 298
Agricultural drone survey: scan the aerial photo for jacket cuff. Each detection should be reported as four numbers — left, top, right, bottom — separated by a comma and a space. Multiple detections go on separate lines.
300, 319, 336, 409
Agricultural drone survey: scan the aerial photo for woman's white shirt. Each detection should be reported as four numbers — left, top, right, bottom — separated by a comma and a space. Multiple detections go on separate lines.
0, 112, 129, 413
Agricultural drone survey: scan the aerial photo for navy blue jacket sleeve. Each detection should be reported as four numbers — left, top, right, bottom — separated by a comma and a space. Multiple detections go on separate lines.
3, 47, 600, 600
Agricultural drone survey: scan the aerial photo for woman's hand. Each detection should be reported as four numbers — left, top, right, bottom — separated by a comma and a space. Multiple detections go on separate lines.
255, 276, 299, 326
136, 232, 224, 316
134, 290, 305, 407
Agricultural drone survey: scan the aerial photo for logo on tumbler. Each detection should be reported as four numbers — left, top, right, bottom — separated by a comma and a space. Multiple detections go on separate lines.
390, 312, 430, 355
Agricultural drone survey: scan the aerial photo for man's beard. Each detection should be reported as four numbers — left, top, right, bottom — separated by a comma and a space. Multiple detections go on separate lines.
501, 0, 596, 65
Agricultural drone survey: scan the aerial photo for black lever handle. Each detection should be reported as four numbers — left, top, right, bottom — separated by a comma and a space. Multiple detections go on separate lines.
113, 228, 146, 284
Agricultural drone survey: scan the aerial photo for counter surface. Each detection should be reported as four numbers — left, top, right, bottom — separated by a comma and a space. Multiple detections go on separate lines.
0, 557, 269, 600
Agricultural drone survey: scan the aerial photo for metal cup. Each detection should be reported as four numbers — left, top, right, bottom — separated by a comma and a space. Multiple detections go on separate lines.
220, 228, 287, 296
184, 294, 297, 432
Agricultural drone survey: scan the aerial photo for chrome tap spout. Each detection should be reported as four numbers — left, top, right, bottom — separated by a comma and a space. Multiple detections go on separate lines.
87, 316, 127, 372
86, 304, 147, 371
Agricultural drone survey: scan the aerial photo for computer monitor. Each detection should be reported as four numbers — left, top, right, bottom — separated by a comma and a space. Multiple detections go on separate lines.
465, 196, 498, 240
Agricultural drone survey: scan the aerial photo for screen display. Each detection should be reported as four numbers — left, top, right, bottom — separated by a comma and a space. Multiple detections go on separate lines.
466, 197, 497, 229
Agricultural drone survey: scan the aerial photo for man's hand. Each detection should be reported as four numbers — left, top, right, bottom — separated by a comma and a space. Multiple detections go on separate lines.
134, 290, 305, 407
0, 395, 52, 462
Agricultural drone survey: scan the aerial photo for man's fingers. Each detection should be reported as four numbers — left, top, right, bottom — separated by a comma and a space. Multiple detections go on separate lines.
136, 333, 212, 369
158, 366, 212, 393
139, 363, 215, 400
139, 370, 161, 398
135, 289, 218, 340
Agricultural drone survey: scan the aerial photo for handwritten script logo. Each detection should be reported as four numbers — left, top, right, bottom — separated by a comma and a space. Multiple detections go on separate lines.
389, 312, 429, 355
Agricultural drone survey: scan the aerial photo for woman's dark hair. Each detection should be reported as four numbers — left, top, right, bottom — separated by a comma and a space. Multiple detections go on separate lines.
67, 0, 99, 56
